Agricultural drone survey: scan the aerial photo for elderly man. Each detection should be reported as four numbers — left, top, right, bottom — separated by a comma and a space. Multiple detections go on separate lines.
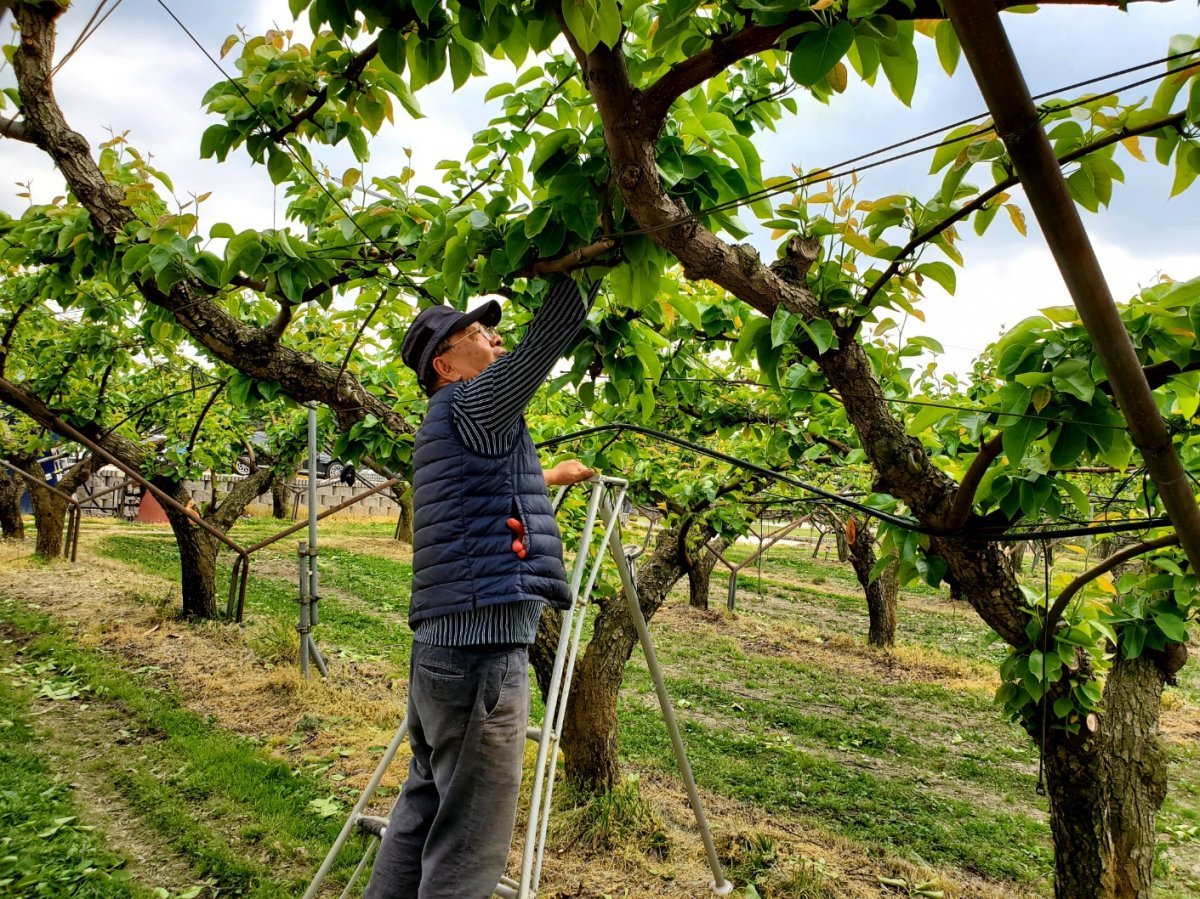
364, 276, 599, 898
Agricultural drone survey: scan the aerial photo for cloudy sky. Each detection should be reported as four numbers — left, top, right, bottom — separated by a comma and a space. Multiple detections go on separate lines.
2, 0, 1197, 374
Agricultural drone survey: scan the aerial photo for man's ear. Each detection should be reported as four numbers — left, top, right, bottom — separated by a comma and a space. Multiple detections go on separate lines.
431, 353, 461, 384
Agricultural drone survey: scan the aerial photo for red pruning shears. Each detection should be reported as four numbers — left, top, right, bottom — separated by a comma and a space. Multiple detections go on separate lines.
506, 518, 527, 559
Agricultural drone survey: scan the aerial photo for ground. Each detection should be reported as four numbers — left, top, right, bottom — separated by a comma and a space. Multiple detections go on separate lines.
1, 516, 1198, 898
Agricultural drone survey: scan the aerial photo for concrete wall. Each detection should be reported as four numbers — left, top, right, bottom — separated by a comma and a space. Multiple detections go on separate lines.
73, 467, 400, 519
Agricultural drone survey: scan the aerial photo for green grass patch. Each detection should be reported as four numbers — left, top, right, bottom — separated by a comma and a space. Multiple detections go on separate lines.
0, 598, 370, 898
0, 654, 150, 898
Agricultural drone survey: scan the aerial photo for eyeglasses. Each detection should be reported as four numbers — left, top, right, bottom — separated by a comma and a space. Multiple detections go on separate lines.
442, 324, 498, 352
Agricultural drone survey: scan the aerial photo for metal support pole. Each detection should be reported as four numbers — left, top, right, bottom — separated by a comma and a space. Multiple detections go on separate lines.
307, 404, 321, 629
944, 0, 1200, 575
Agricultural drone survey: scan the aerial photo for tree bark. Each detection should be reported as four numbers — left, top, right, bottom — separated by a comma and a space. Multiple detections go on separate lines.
1042, 652, 1169, 898
687, 536, 728, 609
394, 485, 414, 544
0, 466, 28, 539
270, 474, 290, 519
841, 520, 898, 647
24, 455, 96, 558
162, 489, 221, 620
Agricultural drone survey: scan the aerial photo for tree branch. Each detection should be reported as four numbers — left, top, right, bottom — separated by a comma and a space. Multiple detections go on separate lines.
949, 432, 1004, 528
11, 4, 412, 439
0, 295, 37, 377
268, 39, 379, 142
518, 238, 618, 277
1043, 531, 1180, 638
185, 377, 230, 461
0, 116, 34, 143
856, 111, 1186, 318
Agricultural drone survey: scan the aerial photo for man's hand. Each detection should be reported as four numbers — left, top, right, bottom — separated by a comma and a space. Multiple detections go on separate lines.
543, 459, 595, 487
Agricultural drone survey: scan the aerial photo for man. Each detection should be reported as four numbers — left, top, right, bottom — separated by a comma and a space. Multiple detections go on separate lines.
364, 276, 599, 898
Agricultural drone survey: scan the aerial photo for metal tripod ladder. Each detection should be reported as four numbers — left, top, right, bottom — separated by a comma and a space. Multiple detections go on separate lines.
302, 476, 732, 898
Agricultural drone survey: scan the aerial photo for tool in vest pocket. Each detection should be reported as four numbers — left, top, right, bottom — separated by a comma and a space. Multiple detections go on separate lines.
506, 518, 527, 559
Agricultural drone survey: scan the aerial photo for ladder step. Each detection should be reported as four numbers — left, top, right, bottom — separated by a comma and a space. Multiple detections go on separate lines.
526, 725, 542, 742
355, 814, 389, 837
493, 881, 519, 899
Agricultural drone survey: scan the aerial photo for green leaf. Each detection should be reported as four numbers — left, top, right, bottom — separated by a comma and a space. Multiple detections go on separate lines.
1051, 358, 1095, 403
1001, 415, 1043, 465
770, 307, 800, 347
878, 24, 918, 106
915, 261, 956, 294
669, 293, 703, 330
848, 0, 888, 16
789, 21, 855, 88
378, 28, 405, 74
529, 129, 581, 176
800, 319, 837, 355
266, 145, 293, 185
934, 21, 960, 76
1154, 611, 1189, 643
733, 316, 769, 365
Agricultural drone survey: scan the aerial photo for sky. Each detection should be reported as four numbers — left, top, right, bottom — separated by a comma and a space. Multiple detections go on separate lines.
1, 0, 1197, 375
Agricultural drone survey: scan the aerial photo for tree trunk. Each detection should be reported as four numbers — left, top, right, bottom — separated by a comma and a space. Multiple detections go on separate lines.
687, 536, 727, 609
394, 485, 414, 544
155, 477, 220, 619
842, 521, 897, 647
24, 460, 68, 558
546, 524, 704, 794
1042, 652, 1169, 897
270, 475, 290, 519
0, 468, 26, 539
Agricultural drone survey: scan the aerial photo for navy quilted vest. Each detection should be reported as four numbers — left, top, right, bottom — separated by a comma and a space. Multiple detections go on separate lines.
408, 385, 571, 625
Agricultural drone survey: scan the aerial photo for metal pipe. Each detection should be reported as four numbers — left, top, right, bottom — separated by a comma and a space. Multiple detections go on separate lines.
944, 0, 1200, 574
301, 715, 410, 899
242, 477, 400, 554
604, 495, 731, 896
298, 540, 311, 680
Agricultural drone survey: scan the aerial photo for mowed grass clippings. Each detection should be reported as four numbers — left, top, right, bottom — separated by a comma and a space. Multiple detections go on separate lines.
0, 598, 372, 899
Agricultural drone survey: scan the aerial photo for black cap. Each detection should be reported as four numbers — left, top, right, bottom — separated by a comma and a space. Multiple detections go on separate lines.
400, 300, 502, 390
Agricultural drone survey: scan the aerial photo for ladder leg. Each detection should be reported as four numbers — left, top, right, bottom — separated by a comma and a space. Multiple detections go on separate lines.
303, 716, 409, 899
602, 495, 733, 897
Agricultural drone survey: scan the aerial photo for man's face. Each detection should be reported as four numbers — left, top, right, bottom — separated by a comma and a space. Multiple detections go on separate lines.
431, 323, 506, 385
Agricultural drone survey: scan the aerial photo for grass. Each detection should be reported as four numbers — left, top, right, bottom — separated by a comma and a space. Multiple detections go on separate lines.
3, 515, 1196, 896
0, 598, 370, 898
0, 651, 150, 899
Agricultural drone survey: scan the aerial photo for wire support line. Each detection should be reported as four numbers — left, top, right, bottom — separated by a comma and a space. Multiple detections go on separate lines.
657, 376, 1132, 430
48, 0, 126, 83
152, 0, 427, 308
537, 423, 1176, 542
605, 51, 1200, 241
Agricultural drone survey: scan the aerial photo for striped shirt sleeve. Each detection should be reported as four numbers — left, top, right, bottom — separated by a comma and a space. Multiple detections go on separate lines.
452, 278, 599, 455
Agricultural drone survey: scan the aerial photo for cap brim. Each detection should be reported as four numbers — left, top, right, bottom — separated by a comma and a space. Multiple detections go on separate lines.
417, 299, 503, 386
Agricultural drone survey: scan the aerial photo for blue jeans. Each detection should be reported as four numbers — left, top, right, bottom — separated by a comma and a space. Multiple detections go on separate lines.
364, 643, 529, 899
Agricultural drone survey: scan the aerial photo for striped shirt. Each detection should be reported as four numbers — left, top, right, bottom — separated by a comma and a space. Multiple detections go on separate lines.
413, 277, 599, 648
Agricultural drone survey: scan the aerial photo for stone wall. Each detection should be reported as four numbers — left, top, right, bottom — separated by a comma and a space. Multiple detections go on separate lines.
73, 467, 400, 519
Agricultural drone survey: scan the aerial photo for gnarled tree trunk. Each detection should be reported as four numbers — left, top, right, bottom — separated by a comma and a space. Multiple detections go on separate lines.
687, 535, 729, 609
156, 465, 277, 619
25, 455, 96, 558
270, 474, 290, 519
0, 465, 28, 539
394, 485, 414, 544
1042, 651, 1173, 897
